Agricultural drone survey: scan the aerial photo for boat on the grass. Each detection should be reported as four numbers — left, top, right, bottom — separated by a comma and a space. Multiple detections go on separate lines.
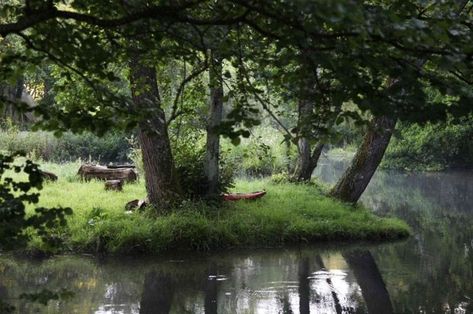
223, 190, 267, 201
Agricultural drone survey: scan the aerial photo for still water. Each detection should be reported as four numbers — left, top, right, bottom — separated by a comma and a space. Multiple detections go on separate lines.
1, 157, 473, 313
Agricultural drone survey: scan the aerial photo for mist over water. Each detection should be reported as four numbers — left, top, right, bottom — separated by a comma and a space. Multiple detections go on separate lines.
1, 156, 472, 313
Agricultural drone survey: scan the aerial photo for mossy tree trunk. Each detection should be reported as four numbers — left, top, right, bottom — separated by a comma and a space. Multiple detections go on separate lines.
330, 115, 396, 203
204, 50, 224, 197
129, 52, 182, 211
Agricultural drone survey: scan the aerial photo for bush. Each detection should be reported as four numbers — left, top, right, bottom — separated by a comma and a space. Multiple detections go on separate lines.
383, 117, 473, 171
173, 133, 234, 199
223, 126, 297, 177
128, 132, 235, 199
0, 120, 132, 163
270, 171, 291, 184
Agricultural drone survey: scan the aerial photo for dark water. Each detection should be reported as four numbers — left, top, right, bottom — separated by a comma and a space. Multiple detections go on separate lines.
1, 157, 473, 313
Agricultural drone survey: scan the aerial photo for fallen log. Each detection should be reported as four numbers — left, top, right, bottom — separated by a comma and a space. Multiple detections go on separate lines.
106, 164, 136, 169
223, 190, 266, 201
105, 180, 123, 191
78, 164, 138, 182
39, 170, 58, 181
125, 198, 148, 211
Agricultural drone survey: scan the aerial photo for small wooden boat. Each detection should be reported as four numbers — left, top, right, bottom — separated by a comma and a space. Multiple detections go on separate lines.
223, 190, 267, 201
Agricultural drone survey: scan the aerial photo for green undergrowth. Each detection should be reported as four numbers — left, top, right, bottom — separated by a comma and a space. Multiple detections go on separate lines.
24, 167, 409, 255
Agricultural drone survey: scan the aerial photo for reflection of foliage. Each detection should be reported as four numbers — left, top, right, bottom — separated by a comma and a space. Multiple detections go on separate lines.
0, 300, 15, 313
362, 171, 473, 313
317, 161, 473, 313
20, 288, 74, 305
0, 152, 72, 251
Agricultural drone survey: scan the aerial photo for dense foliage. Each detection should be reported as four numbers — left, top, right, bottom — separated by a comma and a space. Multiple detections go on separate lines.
0, 152, 71, 251
384, 117, 473, 171
0, 121, 131, 163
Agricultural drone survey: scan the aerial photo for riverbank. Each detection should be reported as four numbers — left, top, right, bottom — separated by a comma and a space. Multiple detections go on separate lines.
19, 162, 409, 255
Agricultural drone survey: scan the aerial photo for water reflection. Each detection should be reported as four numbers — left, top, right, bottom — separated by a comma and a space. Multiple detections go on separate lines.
1, 158, 473, 313
139, 271, 174, 314
1, 249, 392, 313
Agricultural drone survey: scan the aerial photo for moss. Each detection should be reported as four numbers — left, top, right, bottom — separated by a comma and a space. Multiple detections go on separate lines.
22, 165, 409, 255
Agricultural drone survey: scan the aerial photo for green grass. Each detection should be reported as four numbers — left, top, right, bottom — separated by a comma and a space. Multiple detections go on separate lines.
23, 163, 409, 255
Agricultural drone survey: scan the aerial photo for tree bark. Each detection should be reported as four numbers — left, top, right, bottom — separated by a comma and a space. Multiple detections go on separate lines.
204, 51, 224, 197
294, 140, 324, 181
292, 98, 324, 182
128, 51, 182, 211
330, 115, 396, 203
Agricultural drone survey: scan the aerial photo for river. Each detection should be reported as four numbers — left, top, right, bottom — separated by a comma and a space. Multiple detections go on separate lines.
1, 156, 472, 313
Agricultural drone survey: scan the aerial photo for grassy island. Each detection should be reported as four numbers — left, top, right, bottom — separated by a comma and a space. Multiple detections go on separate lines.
23, 163, 409, 255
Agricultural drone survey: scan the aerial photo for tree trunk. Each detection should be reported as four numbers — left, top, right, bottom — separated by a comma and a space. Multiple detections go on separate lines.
343, 250, 394, 314
294, 140, 324, 181
330, 115, 396, 203
204, 51, 224, 197
292, 98, 324, 182
128, 52, 182, 211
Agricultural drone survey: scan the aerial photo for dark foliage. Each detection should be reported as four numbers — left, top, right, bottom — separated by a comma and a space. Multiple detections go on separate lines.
0, 152, 72, 251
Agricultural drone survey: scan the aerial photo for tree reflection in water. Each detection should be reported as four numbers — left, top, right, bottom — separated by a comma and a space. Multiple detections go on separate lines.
139, 271, 175, 314
343, 250, 393, 314
131, 250, 391, 313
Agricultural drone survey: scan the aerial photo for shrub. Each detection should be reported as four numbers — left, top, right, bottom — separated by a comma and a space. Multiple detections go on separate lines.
222, 126, 297, 177
270, 171, 291, 184
128, 132, 235, 199
173, 133, 234, 199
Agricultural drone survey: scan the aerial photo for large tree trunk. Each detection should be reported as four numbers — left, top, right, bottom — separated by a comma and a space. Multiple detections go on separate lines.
343, 250, 394, 314
128, 52, 182, 211
204, 51, 224, 197
330, 115, 396, 203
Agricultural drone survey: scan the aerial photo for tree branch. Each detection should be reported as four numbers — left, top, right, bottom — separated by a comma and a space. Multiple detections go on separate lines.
167, 60, 209, 125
